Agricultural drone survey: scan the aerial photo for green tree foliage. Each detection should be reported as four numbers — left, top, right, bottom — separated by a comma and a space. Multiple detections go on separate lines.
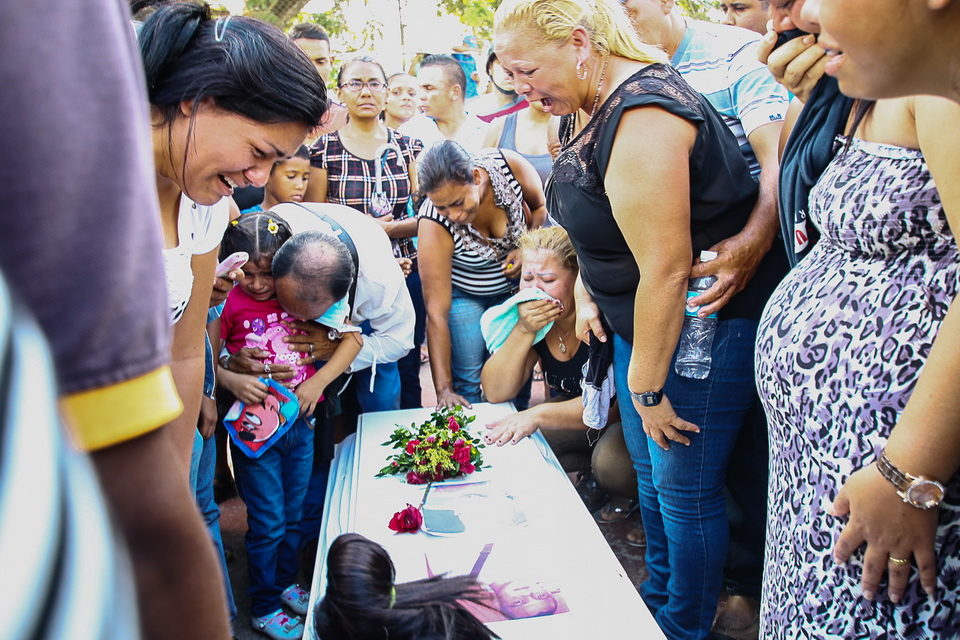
435, 0, 502, 44
676, 0, 714, 19
295, 8, 348, 39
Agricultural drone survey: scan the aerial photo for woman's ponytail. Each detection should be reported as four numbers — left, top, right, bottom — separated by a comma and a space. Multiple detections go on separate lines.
138, 2, 208, 100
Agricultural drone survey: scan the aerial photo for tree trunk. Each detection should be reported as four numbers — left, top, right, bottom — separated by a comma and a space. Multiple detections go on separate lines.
267, 0, 310, 25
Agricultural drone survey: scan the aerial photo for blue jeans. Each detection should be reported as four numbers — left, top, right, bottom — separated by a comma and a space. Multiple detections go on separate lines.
232, 418, 314, 617
613, 319, 757, 640
449, 287, 531, 410
196, 433, 237, 623
354, 320, 401, 412
355, 361, 401, 412
398, 270, 426, 409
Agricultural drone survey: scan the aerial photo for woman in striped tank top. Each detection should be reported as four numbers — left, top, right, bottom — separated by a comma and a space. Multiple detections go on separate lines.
418, 140, 548, 408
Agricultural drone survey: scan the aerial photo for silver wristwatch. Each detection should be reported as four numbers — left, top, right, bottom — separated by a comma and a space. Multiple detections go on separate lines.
876, 450, 946, 510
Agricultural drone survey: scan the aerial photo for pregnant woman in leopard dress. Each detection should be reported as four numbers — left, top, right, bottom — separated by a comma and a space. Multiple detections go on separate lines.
755, 96, 960, 637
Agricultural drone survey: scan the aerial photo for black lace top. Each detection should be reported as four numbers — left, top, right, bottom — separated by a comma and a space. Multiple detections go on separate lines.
547, 64, 770, 339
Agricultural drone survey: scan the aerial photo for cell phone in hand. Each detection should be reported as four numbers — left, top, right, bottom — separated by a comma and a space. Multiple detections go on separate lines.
775, 29, 810, 49
216, 251, 249, 278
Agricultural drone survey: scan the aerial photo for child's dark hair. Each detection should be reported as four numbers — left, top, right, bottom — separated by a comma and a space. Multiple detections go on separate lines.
288, 21, 330, 44
139, 3, 327, 129
271, 144, 311, 175
418, 140, 474, 195
314, 533, 499, 640
220, 213, 292, 265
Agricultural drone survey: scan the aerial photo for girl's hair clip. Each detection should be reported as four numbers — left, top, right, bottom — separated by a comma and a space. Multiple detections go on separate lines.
266, 219, 280, 235
230, 219, 239, 226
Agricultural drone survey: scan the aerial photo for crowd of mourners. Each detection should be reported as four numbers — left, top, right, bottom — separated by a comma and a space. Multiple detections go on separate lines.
2, 0, 960, 639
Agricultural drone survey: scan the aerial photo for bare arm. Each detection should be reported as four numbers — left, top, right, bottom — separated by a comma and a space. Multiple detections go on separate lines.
484, 396, 591, 446
92, 427, 231, 640
779, 99, 805, 158
418, 217, 471, 408
607, 106, 700, 450
690, 121, 783, 316
481, 298, 561, 402
295, 331, 363, 417
483, 118, 507, 149
304, 165, 329, 203
481, 333, 539, 403
501, 148, 547, 229
168, 248, 218, 469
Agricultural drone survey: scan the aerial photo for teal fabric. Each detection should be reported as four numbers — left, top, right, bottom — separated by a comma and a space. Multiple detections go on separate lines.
313, 294, 350, 331
479, 287, 556, 354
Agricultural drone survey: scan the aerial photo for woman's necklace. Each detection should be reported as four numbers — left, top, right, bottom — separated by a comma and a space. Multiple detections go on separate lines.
554, 326, 571, 354
574, 57, 609, 135
589, 56, 608, 119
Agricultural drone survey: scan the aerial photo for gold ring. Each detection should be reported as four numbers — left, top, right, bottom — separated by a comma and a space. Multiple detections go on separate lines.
888, 556, 910, 567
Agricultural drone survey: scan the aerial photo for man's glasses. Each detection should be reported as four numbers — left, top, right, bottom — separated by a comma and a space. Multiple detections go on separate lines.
338, 80, 386, 93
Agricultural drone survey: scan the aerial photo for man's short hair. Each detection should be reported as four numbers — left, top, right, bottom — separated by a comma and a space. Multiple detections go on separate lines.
272, 231, 354, 306
420, 54, 466, 97
288, 22, 330, 43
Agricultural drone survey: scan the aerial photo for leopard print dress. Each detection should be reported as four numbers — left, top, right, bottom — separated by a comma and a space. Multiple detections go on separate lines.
756, 137, 960, 639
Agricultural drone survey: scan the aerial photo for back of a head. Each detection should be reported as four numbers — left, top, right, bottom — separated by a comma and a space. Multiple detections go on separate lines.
139, 3, 327, 128
221, 213, 292, 264
272, 230, 355, 303
420, 54, 467, 98
494, 0, 667, 65
288, 21, 330, 43
315, 534, 500, 640
388, 71, 415, 85
518, 226, 578, 273
418, 140, 475, 195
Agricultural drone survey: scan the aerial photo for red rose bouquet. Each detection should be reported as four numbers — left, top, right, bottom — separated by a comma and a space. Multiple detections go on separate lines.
376, 406, 485, 484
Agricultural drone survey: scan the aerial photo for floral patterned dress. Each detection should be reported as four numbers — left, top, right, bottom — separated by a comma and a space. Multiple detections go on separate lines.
755, 137, 960, 638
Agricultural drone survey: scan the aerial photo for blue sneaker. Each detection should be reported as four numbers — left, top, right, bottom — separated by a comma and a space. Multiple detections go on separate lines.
251, 609, 303, 640
280, 584, 310, 616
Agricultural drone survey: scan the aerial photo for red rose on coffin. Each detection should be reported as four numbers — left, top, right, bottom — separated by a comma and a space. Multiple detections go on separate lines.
448, 416, 460, 432
405, 439, 420, 455
406, 471, 428, 485
388, 504, 423, 533
460, 461, 476, 474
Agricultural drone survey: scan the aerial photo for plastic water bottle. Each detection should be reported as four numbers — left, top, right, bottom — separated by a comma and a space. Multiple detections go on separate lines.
675, 251, 718, 379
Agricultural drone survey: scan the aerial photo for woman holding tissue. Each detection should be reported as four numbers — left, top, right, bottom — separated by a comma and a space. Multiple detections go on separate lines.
418, 140, 547, 409
481, 227, 636, 520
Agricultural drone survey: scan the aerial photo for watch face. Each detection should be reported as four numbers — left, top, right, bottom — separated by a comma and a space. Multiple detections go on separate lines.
905, 480, 945, 509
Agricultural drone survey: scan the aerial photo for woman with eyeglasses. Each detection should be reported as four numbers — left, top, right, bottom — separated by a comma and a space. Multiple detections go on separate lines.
305, 55, 426, 409
305, 55, 422, 258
